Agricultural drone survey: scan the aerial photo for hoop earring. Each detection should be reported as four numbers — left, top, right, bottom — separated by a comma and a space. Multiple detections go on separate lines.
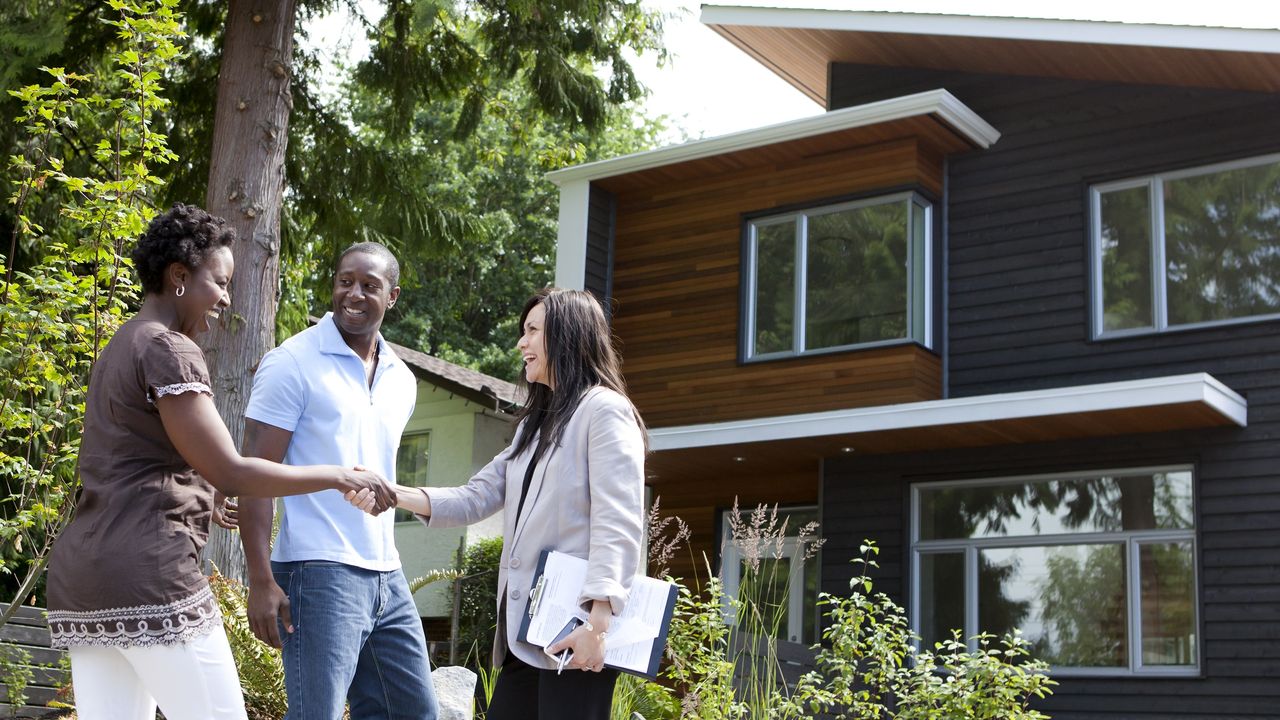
176, 285, 185, 297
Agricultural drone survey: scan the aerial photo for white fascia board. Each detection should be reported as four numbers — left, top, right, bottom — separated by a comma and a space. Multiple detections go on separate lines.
544, 89, 998, 187
700, 6, 1280, 53
649, 373, 1247, 451
554, 179, 590, 290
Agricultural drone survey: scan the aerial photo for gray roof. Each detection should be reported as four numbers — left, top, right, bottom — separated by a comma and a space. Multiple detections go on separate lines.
388, 341, 524, 413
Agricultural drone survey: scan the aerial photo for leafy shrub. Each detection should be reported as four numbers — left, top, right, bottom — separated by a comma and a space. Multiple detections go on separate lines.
208, 570, 286, 720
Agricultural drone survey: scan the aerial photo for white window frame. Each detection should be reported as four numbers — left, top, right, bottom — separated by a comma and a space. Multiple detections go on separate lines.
910, 465, 1200, 677
1090, 152, 1280, 339
744, 192, 933, 360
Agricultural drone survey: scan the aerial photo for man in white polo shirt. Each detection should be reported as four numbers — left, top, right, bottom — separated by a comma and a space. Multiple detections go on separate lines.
238, 242, 437, 719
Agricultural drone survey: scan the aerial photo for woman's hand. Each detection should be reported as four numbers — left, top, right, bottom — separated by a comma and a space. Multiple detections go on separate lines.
547, 623, 608, 672
547, 600, 613, 672
335, 467, 396, 514
345, 484, 431, 517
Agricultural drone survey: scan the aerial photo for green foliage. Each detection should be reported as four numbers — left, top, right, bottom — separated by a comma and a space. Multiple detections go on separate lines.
0, 0, 181, 615
455, 536, 503, 671
409, 568, 465, 595
0, 645, 33, 713
610, 672, 679, 720
661, 560, 745, 720
782, 541, 1057, 720
208, 569, 286, 720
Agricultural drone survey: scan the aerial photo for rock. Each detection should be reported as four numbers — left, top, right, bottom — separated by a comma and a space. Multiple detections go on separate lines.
431, 665, 479, 720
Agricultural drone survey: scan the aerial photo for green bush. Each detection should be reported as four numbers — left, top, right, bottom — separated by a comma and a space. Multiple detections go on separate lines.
782, 541, 1057, 720
208, 570, 286, 720
455, 536, 503, 671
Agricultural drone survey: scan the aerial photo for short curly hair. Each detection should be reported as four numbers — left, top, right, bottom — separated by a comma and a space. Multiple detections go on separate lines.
130, 203, 236, 295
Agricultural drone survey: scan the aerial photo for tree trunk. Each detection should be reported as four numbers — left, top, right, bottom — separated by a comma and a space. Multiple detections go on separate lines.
200, 0, 298, 583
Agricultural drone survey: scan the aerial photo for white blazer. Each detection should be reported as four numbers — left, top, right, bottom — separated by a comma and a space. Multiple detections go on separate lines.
422, 386, 646, 669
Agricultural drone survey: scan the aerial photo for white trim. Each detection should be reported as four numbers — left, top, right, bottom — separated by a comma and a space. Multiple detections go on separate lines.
554, 179, 591, 290
700, 6, 1280, 53
648, 373, 1246, 451
545, 89, 999, 186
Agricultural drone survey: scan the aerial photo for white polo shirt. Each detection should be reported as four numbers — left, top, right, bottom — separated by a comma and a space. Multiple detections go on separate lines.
245, 313, 417, 571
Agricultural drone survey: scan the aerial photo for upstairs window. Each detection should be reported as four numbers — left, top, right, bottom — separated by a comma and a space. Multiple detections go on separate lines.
744, 192, 932, 360
1092, 153, 1280, 337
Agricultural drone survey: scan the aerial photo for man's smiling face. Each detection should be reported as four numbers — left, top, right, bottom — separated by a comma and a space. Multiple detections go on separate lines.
331, 250, 399, 341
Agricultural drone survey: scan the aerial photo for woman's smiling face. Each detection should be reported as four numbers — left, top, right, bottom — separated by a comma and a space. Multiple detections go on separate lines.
518, 301, 553, 389
177, 246, 233, 339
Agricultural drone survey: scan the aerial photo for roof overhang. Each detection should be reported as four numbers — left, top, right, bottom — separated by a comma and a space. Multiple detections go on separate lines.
547, 88, 997, 187
645, 373, 1246, 480
551, 89, 998, 288
701, 6, 1280, 107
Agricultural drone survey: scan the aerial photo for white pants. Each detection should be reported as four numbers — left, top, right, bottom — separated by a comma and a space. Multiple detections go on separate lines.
68, 624, 248, 720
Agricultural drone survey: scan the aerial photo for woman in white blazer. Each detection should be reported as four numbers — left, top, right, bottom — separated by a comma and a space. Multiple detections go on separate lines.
350, 287, 647, 720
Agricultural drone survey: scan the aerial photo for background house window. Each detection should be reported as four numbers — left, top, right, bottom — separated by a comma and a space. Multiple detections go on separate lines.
720, 505, 820, 644
1092, 153, 1280, 337
395, 431, 430, 523
911, 468, 1198, 675
745, 192, 931, 359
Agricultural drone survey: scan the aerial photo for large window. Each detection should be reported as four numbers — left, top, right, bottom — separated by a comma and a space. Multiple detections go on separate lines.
745, 192, 932, 360
911, 468, 1198, 676
395, 432, 431, 523
1092, 153, 1280, 337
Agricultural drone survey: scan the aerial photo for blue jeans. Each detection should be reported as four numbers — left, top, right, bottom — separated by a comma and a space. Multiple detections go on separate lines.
272, 561, 437, 720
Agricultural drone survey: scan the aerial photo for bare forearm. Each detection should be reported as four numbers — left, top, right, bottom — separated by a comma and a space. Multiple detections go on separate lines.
239, 496, 275, 583
396, 485, 431, 516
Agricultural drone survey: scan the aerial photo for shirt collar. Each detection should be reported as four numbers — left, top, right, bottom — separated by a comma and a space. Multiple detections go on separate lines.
316, 312, 398, 369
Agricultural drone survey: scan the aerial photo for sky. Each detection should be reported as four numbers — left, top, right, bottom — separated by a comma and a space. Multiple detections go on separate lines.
304, 1, 1280, 145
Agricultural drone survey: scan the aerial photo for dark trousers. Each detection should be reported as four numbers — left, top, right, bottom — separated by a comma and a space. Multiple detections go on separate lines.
486, 652, 619, 720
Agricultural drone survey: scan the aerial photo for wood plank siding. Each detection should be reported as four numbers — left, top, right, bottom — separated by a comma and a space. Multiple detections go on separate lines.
599, 136, 950, 428
823, 64, 1280, 718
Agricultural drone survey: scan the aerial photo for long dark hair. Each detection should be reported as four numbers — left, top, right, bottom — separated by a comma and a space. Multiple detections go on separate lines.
512, 287, 647, 457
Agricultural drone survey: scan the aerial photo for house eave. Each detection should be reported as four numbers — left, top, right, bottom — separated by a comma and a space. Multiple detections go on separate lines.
644, 373, 1245, 479
544, 88, 998, 187
701, 6, 1280, 106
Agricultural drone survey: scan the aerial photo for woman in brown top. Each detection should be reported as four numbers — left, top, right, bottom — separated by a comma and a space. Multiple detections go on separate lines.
46, 204, 397, 720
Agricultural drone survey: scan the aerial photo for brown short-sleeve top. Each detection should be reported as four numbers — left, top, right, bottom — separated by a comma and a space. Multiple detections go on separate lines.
47, 318, 221, 648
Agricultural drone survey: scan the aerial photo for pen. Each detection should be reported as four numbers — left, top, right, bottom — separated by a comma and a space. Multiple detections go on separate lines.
555, 649, 570, 676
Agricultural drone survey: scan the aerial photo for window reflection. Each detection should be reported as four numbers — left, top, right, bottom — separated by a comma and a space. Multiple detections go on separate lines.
919, 470, 1193, 540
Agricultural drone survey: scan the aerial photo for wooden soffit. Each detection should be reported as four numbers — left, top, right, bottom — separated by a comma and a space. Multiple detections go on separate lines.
702, 7, 1280, 107
644, 373, 1246, 482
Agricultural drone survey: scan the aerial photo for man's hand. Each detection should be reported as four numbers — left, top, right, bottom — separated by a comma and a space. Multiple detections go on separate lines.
248, 580, 293, 648
336, 468, 397, 515
211, 492, 239, 530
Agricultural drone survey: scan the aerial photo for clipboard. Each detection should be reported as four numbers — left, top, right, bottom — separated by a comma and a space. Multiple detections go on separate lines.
516, 549, 677, 680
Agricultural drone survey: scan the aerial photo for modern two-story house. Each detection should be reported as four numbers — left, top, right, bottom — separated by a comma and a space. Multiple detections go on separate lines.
549, 7, 1280, 718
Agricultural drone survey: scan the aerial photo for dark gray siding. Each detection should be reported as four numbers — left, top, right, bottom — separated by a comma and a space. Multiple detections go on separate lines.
830, 64, 1280, 397
822, 64, 1280, 719
584, 185, 615, 315
823, 421, 1280, 719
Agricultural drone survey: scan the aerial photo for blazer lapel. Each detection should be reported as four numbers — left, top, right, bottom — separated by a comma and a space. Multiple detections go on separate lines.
511, 442, 556, 549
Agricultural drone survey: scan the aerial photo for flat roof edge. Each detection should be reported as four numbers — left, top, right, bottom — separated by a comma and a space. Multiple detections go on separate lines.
700, 6, 1280, 53
649, 372, 1247, 451
545, 89, 998, 186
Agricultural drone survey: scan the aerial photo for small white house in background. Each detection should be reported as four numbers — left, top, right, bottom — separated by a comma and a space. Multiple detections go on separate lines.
387, 342, 522, 621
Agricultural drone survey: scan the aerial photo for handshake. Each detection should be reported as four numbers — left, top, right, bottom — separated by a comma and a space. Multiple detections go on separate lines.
338, 467, 399, 516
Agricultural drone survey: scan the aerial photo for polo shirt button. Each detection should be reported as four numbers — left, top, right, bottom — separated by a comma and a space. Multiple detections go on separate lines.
510, 589, 522, 601
509, 557, 521, 569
